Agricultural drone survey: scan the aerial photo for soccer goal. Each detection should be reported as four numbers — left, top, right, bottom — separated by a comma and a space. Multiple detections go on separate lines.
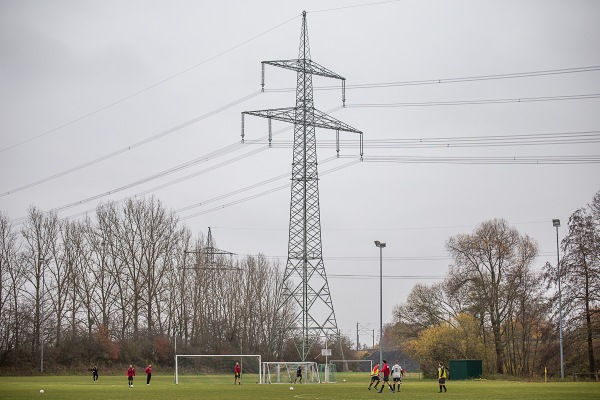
175, 354, 262, 384
261, 361, 320, 384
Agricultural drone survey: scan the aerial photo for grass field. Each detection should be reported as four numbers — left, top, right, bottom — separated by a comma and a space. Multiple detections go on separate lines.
0, 372, 598, 400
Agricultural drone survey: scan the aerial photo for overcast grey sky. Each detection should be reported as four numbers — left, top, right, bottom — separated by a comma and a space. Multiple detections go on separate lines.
1, 0, 599, 346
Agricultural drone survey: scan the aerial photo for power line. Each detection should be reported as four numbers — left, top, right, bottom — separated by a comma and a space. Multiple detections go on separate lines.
9, 154, 353, 226
5, 86, 596, 223
309, 0, 404, 14
0, 91, 262, 198
252, 130, 600, 149
1, 102, 340, 205
5, 108, 341, 225
353, 154, 600, 164
212, 221, 560, 233
328, 274, 445, 280
4, 85, 595, 198
180, 159, 361, 220
264, 66, 600, 92
9, 145, 270, 225
14, 149, 594, 225
176, 155, 337, 213
345, 93, 600, 108
326, 256, 450, 261
0, 16, 299, 154
8, 140, 595, 226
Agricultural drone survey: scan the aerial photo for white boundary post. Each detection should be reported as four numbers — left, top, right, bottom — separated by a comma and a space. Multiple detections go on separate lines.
174, 354, 262, 384
175, 354, 179, 384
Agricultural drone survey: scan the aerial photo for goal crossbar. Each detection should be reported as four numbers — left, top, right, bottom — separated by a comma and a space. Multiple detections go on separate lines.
175, 354, 262, 384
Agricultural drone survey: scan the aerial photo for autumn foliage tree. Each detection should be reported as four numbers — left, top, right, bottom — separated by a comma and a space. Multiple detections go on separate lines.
406, 313, 485, 377
445, 219, 539, 374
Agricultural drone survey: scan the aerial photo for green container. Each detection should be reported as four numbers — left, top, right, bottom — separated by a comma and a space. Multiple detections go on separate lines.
448, 359, 482, 380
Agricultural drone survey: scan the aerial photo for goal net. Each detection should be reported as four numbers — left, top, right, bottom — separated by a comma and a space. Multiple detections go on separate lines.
175, 354, 262, 384
319, 363, 337, 383
262, 361, 320, 384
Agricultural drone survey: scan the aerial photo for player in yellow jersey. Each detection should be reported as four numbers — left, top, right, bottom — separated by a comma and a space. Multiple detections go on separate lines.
368, 363, 380, 390
437, 362, 448, 393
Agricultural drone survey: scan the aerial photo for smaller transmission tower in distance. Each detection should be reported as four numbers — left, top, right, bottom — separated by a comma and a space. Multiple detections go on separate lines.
184, 227, 236, 271
242, 11, 363, 361
182, 227, 239, 352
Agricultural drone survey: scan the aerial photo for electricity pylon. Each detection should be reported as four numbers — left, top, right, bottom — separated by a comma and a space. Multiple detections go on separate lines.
184, 227, 237, 271
182, 227, 238, 352
241, 11, 363, 360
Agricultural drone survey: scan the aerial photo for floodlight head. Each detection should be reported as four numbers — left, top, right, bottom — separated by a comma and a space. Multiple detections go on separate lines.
374, 241, 386, 248
552, 219, 561, 227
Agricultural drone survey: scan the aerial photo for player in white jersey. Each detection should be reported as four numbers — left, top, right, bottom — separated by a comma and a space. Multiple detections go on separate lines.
391, 361, 405, 392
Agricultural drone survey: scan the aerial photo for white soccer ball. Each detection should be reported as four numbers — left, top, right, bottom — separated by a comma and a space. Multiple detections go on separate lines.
40, 389, 44, 394
289, 386, 294, 391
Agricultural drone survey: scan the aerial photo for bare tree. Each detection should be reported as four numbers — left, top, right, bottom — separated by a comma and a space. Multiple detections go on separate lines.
20, 206, 60, 361
162, 226, 192, 340
446, 218, 538, 374
96, 202, 131, 339
49, 219, 81, 347
0, 212, 25, 363
0, 199, 293, 369
393, 282, 456, 332
237, 254, 286, 358
548, 206, 599, 374
503, 269, 548, 376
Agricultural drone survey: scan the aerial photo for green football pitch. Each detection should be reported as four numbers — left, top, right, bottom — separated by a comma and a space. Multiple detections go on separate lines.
0, 372, 597, 399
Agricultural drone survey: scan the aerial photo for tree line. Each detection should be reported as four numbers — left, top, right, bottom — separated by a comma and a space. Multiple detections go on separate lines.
0, 197, 308, 372
386, 189, 599, 378
2, 190, 597, 377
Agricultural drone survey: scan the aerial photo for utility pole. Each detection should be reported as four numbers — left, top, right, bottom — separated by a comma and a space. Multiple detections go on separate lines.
242, 11, 363, 360
356, 322, 370, 351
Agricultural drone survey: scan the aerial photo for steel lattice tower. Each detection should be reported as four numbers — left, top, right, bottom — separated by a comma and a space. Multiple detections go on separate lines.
242, 11, 363, 360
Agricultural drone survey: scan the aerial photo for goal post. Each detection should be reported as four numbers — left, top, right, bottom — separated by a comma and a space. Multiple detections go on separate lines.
261, 361, 320, 384
175, 354, 262, 384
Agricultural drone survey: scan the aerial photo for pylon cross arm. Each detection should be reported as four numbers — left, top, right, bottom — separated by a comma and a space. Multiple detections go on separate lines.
243, 107, 296, 123
263, 59, 345, 81
185, 247, 235, 256
312, 108, 362, 134
242, 107, 361, 134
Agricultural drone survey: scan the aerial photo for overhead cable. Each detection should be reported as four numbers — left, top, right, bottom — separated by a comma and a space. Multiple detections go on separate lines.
0, 14, 299, 153
344, 93, 600, 108
0, 91, 262, 198
264, 65, 600, 92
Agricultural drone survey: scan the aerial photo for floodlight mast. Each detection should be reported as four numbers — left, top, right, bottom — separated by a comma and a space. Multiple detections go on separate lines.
374, 241, 386, 375
38, 256, 48, 373
552, 219, 564, 379
242, 11, 363, 361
